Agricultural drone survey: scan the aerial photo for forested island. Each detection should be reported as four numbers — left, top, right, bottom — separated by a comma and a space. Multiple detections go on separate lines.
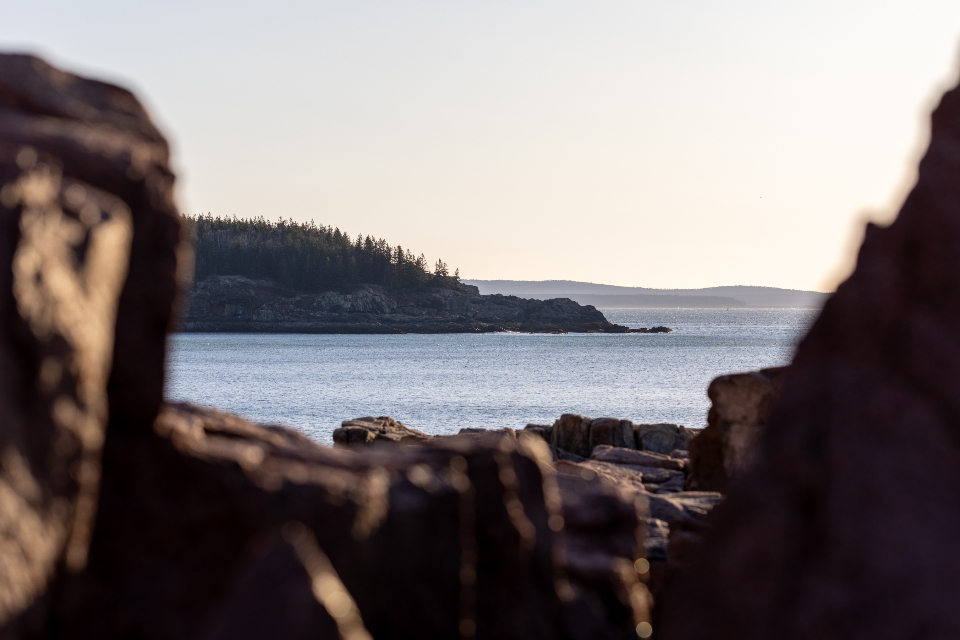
182, 216, 665, 334
190, 213, 460, 292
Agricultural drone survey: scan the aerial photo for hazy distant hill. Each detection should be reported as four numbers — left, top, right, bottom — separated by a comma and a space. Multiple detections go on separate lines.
463, 280, 829, 308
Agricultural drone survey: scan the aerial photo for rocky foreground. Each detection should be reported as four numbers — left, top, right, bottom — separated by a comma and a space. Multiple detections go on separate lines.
0, 53, 662, 638
182, 275, 672, 334
333, 365, 781, 603
335, 415, 716, 567
9, 44, 960, 640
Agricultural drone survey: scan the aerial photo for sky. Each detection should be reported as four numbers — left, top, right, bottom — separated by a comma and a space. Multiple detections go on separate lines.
4, 1, 960, 291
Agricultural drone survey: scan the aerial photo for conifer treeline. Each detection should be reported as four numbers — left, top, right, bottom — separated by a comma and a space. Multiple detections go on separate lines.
186, 214, 459, 292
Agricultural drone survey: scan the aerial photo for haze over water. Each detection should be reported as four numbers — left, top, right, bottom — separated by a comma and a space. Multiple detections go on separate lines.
165, 308, 816, 443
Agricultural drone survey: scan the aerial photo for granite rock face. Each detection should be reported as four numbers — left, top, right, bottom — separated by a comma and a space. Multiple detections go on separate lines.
183, 275, 632, 334
659, 75, 960, 639
0, 53, 185, 633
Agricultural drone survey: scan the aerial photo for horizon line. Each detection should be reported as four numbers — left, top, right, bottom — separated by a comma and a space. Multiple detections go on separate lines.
461, 278, 832, 294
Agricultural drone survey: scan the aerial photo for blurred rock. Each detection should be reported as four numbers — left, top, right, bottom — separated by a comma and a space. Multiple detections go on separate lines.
674, 427, 699, 451
522, 423, 553, 443
665, 528, 706, 566
653, 474, 686, 493
685, 367, 785, 491
0, 52, 185, 634
659, 71, 960, 640
591, 445, 685, 471
63, 403, 650, 639
556, 460, 646, 500
644, 492, 722, 529
459, 427, 517, 440
684, 425, 723, 492
550, 447, 589, 463
643, 519, 670, 563
199, 527, 341, 640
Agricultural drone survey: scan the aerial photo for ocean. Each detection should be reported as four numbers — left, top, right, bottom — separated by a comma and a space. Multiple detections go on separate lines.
165, 307, 818, 444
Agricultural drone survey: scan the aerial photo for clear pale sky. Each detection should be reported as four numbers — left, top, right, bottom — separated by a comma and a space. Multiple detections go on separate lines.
4, 2, 960, 291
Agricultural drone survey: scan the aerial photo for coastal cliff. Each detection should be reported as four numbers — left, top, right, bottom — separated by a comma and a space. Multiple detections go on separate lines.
182, 275, 640, 333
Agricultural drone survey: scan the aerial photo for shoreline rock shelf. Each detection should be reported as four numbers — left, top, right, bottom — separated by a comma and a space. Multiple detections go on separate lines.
182, 275, 672, 334
332, 412, 721, 578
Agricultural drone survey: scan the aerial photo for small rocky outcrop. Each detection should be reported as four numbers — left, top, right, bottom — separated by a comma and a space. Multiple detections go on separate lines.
473, 412, 723, 605
182, 275, 637, 334
543, 435, 720, 608
591, 445, 686, 472
548, 414, 698, 459
658, 62, 960, 640
332, 416, 429, 445
338, 410, 719, 590
628, 326, 673, 334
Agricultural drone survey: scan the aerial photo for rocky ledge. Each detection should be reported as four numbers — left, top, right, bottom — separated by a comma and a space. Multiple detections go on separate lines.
181, 275, 654, 334
333, 413, 718, 602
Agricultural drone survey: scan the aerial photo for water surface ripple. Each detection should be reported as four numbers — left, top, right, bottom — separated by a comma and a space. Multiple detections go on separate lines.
166, 308, 817, 443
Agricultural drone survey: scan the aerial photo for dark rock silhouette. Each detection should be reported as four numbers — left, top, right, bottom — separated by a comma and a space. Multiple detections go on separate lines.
0, 53, 650, 639
627, 326, 672, 334
65, 404, 650, 639
685, 367, 785, 491
184, 275, 635, 334
658, 68, 960, 639
0, 52, 185, 633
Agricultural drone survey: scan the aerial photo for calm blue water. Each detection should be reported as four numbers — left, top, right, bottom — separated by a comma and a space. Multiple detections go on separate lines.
165, 308, 818, 443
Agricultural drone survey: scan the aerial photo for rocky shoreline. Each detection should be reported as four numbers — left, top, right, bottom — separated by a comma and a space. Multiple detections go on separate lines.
182, 275, 672, 334
327, 362, 785, 624
0, 55, 674, 637
12, 49, 960, 639
332, 410, 731, 591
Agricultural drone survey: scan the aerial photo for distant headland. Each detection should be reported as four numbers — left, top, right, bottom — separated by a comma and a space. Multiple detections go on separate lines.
180, 216, 666, 334
182, 276, 653, 334
464, 279, 829, 308
179, 215, 821, 334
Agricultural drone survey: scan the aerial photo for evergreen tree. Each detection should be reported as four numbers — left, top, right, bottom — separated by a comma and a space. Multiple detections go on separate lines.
185, 214, 460, 293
